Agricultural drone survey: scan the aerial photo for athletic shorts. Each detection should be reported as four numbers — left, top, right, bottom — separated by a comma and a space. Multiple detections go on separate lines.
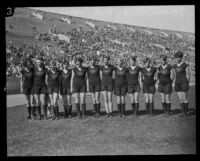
73, 84, 86, 93
89, 84, 101, 92
22, 87, 33, 95
127, 84, 141, 94
32, 86, 47, 95
158, 83, 172, 94
114, 86, 127, 96
60, 88, 71, 95
101, 85, 113, 92
47, 87, 59, 94
175, 82, 189, 92
143, 84, 155, 94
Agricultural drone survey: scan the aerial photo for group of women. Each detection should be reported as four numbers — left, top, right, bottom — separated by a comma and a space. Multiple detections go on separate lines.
20, 51, 190, 120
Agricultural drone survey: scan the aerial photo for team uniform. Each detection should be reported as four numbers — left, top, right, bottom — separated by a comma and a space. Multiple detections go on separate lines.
20, 67, 34, 94
60, 69, 72, 118
127, 66, 141, 117
174, 62, 189, 92
32, 66, 47, 94
141, 67, 157, 94
157, 65, 172, 94
127, 66, 141, 93
114, 67, 127, 96
73, 67, 87, 93
101, 65, 114, 92
46, 69, 61, 94
60, 69, 72, 95
87, 65, 101, 92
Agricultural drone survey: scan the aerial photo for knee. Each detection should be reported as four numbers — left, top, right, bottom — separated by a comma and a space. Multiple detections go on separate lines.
165, 97, 170, 103
80, 99, 85, 104
134, 97, 139, 103
145, 97, 149, 103
161, 97, 165, 102
35, 100, 40, 106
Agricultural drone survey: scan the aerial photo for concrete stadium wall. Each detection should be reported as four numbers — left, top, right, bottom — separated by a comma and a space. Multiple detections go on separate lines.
7, 77, 21, 95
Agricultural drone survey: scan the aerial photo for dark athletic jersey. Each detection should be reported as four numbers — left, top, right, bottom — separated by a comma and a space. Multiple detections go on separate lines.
47, 69, 61, 88
141, 67, 157, 86
87, 65, 101, 85
127, 66, 141, 85
60, 69, 72, 89
101, 65, 114, 86
158, 64, 172, 85
174, 62, 188, 83
114, 67, 127, 87
33, 67, 47, 87
73, 67, 87, 85
20, 67, 34, 88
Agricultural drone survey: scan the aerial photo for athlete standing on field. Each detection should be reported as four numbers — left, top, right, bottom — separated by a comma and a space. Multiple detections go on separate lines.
173, 51, 190, 116
100, 56, 115, 118
32, 57, 47, 120
87, 57, 101, 117
20, 58, 34, 119
141, 58, 157, 116
157, 55, 174, 116
45, 60, 61, 120
71, 57, 88, 118
127, 56, 142, 117
60, 60, 73, 118
114, 58, 127, 117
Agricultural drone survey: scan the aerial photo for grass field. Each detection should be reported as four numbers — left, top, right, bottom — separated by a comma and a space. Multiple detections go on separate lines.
7, 86, 196, 155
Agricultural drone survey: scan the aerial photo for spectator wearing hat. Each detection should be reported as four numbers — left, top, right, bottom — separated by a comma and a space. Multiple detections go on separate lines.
100, 56, 115, 118
114, 58, 127, 117
157, 55, 174, 116
127, 56, 142, 117
71, 57, 88, 118
45, 60, 61, 120
87, 56, 101, 117
60, 59, 73, 118
141, 57, 158, 116
20, 58, 35, 120
32, 57, 48, 120
173, 51, 190, 116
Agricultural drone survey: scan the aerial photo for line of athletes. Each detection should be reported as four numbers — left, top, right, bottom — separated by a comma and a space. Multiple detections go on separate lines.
20, 51, 190, 120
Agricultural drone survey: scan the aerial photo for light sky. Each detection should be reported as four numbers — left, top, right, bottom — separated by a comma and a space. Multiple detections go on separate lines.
28, 6, 195, 33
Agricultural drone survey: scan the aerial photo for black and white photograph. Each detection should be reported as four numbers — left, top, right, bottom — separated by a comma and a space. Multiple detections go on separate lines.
6, 5, 196, 155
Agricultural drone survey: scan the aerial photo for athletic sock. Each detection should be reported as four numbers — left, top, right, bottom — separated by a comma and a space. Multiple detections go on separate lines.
97, 103, 100, 116
166, 103, 171, 115
162, 102, 166, 114
180, 102, 184, 115
27, 106, 31, 119
145, 103, 149, 115
122, 103, 125, 117
131, 103, 135, 116
134, 103, 139, 116
81, 103, 86, 117
184, 102, 189, 115
93, 104, 97, 117
64, 105, 68, 118
68, 104, 72, 118
75, 103, 81, 118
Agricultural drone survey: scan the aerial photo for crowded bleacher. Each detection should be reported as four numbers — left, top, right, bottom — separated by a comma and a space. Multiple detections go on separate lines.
6, 19, 195, 77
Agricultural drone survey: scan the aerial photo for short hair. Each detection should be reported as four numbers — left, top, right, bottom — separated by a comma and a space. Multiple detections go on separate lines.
22, 58, 33, 67
174, 51, 183, 58
143, 57, 151, 63
160, 55, 167, 61
49, 60, 56, 66
131, 56, 137, 62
